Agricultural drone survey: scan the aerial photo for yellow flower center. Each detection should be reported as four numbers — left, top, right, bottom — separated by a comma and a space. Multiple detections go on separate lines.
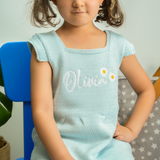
103, 70, 106, 74
111, 75, 114, 79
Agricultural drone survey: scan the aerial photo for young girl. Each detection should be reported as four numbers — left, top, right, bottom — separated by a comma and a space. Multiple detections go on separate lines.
27, 0, 156, 159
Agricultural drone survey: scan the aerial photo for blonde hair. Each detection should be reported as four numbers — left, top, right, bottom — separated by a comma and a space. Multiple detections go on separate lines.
27, 0, 125, 28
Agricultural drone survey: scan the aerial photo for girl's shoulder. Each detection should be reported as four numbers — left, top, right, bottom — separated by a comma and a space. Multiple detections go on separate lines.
108, 30, 126, 41
28, 29, 56, 48
29, 29, 56, 41
108, 30, 135, 56
108, 30, 134, 47
27, 30, 56, 62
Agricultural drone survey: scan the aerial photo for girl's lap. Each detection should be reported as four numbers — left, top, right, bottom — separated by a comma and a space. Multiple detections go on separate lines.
100, 138, 134, 160
31, 127, 134, 160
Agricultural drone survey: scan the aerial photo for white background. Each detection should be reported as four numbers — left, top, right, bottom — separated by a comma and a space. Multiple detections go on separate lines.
0, 0, 160, 159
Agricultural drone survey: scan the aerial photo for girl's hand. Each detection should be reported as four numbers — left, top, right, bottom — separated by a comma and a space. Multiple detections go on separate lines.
113, 121, 137, 143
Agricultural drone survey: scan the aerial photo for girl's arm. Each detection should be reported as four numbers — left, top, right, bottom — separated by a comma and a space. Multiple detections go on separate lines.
120, 54, 156, 137
30, 48, 75, 160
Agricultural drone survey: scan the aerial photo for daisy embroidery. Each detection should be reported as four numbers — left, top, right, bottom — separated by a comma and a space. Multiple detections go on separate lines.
109, 73, 116, 82
100, 67, 108, 77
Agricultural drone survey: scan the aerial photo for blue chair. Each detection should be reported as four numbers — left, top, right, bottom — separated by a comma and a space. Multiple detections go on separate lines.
0, 42, 34, 160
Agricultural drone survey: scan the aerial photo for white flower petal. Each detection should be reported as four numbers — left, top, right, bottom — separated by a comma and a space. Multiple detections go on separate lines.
109, 73, 116, 82
100, 67, 108, 76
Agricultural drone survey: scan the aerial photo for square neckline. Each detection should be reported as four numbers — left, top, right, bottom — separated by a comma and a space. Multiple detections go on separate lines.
53, 29, 110, 54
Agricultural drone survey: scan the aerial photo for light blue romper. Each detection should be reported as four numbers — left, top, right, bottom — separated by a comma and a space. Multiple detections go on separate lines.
27, 29, 135, 160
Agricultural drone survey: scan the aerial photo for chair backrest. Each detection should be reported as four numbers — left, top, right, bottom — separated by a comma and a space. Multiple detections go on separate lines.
0, 42, 34, 160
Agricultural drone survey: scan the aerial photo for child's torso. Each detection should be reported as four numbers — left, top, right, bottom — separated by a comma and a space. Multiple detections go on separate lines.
28, 29, 135, 160
31, 29, 123, 116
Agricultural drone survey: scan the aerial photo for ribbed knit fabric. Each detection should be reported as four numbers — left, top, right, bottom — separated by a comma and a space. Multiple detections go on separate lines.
27, 29, 135, 160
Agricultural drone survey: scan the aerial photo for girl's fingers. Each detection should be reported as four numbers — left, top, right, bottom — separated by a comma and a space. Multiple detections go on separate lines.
113, 121, 120, 138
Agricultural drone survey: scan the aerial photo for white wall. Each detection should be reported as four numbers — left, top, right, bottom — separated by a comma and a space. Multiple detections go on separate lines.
0, 0, 160, 160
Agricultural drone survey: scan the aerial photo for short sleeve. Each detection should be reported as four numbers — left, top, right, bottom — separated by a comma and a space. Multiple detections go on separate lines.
27, 34, 48, 62
123, 38, 136, 57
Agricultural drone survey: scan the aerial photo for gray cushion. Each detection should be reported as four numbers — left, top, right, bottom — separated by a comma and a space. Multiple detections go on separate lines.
118, 77, 160, 160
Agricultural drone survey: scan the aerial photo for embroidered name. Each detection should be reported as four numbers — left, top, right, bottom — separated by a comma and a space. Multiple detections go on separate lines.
63, 68, 115, 92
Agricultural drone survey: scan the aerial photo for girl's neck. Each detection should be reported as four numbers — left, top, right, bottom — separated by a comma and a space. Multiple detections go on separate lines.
59, 21, 100, 36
